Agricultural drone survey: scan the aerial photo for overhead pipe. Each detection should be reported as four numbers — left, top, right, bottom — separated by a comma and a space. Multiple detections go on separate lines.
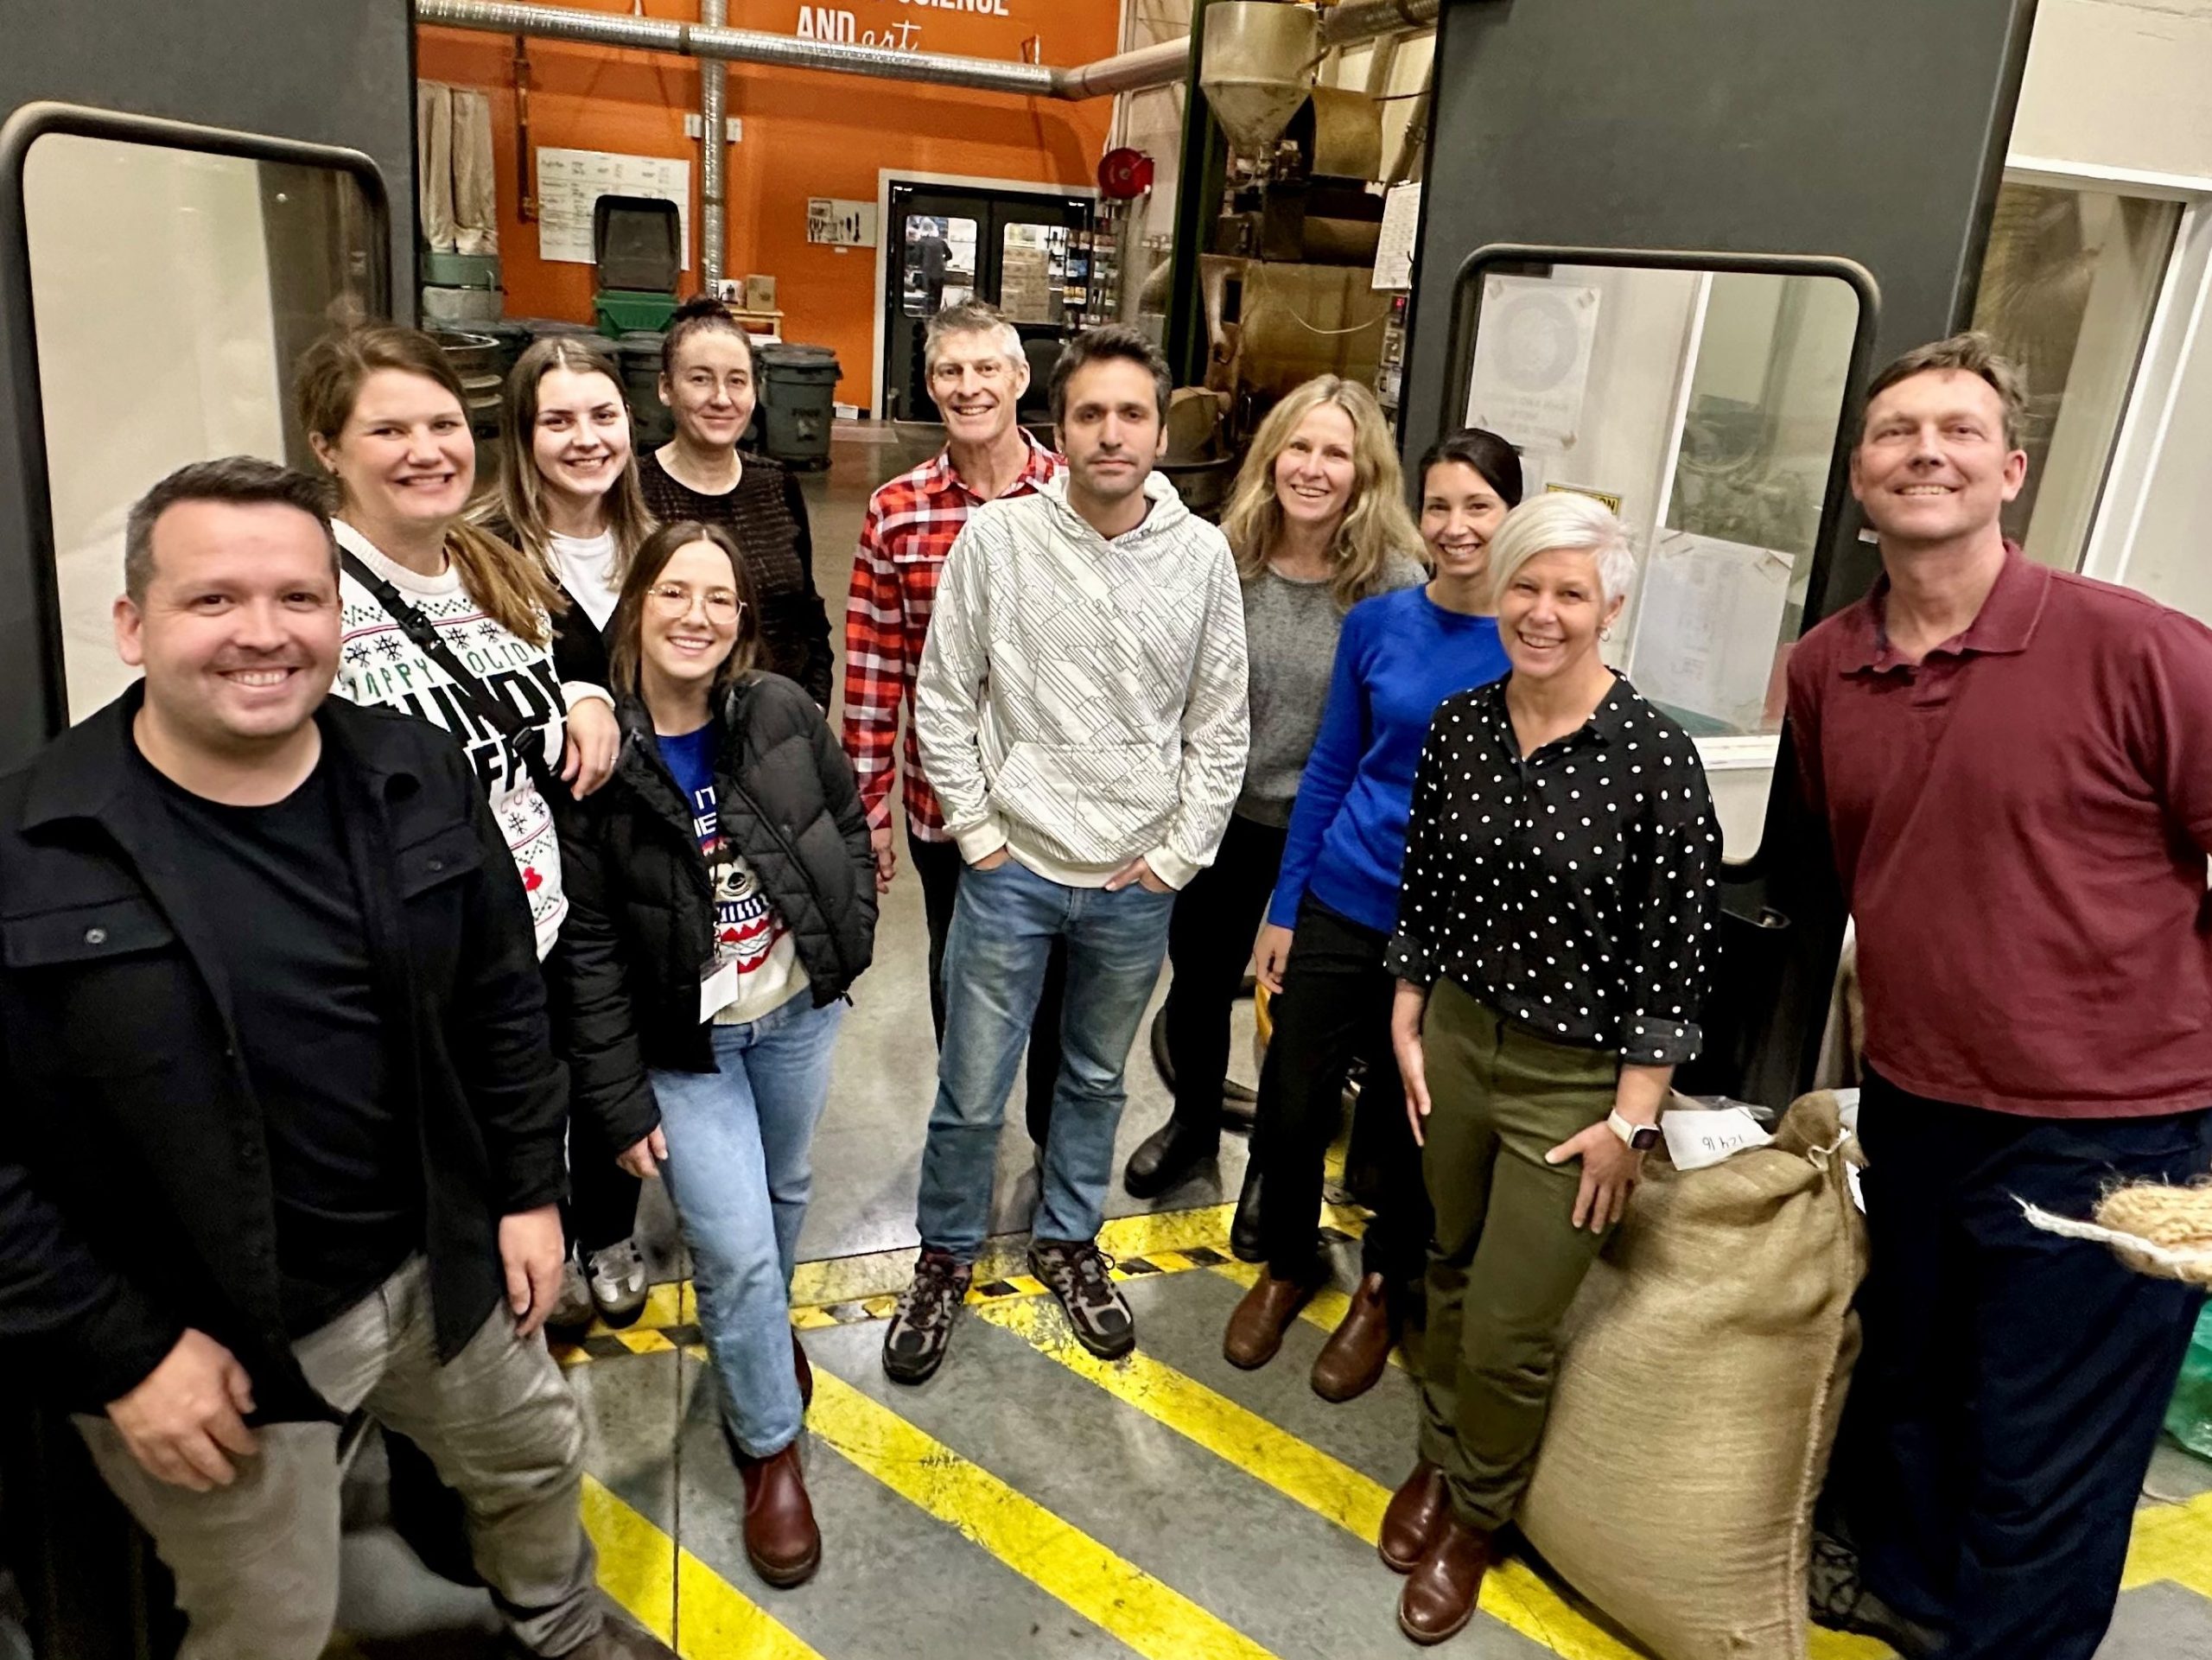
416, 0, 1436, 100
699, 0, 726, 288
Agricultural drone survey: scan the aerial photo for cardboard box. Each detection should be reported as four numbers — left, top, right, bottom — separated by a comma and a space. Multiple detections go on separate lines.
744, 274, 778, 311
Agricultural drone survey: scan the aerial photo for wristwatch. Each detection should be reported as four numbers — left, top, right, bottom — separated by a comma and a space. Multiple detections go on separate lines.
1606, 1110, 1662, 1151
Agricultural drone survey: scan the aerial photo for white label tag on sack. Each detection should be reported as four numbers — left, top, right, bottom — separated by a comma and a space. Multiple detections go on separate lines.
1662, 1106, 1774, 1172
699, 958, 741, 1024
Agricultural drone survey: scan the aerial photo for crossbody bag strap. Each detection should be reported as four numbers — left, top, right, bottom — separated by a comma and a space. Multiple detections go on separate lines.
338, 547, 572, 810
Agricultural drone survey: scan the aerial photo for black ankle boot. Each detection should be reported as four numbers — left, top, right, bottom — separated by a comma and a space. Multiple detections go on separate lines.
1230, 1163, 1264, 1262
1123, 1120, 1220, 1199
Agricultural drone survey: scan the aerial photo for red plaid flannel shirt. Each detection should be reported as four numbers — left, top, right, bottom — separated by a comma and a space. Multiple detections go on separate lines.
842, 431, 1061, 840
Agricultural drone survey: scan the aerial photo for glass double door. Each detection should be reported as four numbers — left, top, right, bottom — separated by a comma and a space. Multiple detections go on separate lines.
882, 180, 1092, 424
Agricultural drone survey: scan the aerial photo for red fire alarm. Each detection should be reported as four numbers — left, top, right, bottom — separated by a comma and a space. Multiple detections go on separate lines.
1097, 148, 1156, 200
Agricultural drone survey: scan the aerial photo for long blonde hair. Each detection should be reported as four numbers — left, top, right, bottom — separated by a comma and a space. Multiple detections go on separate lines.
295, 324, 562, 648
486, 335, 656, 588
1219, 377, 1424, 609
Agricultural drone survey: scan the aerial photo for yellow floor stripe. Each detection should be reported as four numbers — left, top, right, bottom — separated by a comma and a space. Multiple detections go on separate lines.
582, 1472, 824, 1660
2122, 1487, 2212, 1600
804, 1364, 1276, 1660
1208, 1260, 1408, 1371
977, 1297, 1640, 1660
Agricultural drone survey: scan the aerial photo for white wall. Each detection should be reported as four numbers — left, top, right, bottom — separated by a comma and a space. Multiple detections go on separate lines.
25, 136, 286, 717
2014, 0, 2212, 180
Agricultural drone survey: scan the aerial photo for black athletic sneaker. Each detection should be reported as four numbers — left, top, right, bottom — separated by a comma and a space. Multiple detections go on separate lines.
881, 1249, 972, 1384
1028, 1238, 1135, 1359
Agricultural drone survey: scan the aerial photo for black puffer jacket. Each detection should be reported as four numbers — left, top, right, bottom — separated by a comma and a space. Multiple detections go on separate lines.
561, 671, 876, 1150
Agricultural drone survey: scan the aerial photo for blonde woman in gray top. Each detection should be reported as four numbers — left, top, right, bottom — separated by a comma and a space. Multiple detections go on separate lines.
1122, 377, 1425, 1204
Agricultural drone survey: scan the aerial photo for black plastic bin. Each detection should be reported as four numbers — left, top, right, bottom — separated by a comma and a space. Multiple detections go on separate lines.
753, 343, 841, 470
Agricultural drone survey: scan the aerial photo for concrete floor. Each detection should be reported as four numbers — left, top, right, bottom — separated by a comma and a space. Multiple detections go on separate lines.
318, 424, 2212, 1660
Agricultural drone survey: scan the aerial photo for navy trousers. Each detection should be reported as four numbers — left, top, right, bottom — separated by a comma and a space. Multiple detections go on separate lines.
1835, 1069, 2212, 1660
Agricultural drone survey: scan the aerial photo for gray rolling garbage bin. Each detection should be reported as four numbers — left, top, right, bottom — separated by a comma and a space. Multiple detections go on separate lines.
754, 343, 841, 470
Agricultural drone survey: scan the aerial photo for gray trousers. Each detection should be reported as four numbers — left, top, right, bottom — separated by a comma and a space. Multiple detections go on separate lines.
77, 1256, 597, 1660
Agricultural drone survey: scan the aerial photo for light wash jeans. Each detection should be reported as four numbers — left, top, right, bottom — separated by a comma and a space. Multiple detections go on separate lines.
918, 858, 1176, 1262
652, 994, 844, 1458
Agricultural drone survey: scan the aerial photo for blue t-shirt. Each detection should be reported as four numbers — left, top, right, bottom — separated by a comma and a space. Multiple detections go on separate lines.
1267, 585, 1511, 936
654, 722, 806, 1022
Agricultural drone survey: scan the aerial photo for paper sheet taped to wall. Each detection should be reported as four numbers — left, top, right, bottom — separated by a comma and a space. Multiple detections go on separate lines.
536, 148, 690, 269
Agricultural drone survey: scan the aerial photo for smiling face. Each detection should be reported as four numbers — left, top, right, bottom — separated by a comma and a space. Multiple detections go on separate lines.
1057, 356, 1166, 514
311, 368, 474, 532
1420, 459, 1512, 586
1272, 401, 1357, 536
531, 366, 632, 510
927, 328, 1028, 448
116, 499, 340, 754
639, 538, 745, 699
1497, 546, 1624, 685
1851, 367, 2026, 549
660, 328, 756, 453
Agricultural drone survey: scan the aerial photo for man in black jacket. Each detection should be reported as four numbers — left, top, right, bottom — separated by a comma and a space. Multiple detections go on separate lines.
0, 459, 671, 1659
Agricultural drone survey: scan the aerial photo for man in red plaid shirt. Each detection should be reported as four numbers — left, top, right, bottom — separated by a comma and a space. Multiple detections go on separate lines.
842, 300, 1067, 1146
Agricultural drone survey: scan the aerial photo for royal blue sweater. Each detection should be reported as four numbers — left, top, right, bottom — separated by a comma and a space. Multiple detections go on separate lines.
1267, 585, 1511, 935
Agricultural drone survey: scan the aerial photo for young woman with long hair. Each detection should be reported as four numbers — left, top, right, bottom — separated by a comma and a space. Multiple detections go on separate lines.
1121, 376, 1424, 1202
1220, 427, 1526, 1407
638, 298, 834, 707
561, 521, 876, 1590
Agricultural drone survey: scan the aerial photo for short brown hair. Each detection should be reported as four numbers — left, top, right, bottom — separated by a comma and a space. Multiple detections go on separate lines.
1860, 332, 2028, 450
661, 294, 755, 380
124, 456, 335, 602
606, 520, 760, 698
1047, 323, 1172, 429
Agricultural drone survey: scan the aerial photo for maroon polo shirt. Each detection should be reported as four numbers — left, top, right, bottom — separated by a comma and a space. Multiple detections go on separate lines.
1787, 545, 2212, 1119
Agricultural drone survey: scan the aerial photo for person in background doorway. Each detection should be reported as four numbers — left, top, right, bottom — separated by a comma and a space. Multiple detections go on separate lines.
1121, 376, 1424, 1202
639, 296, 834, 708
561, 521, 875, 1590
881, 325, 1248, 1384
1382, 492, 1718, 1645
297, 324, 626, 1332
480, 331, 662, 1332
1220, 429, 1520, 1406
1795, 334, 2212, 1660
844, 298, 1067, 1154
0, 458, 671, 1660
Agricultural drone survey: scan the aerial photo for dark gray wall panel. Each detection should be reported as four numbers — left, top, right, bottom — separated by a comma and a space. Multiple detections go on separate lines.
0, 0, 415, 765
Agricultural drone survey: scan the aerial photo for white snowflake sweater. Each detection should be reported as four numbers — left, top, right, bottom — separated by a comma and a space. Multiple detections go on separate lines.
331, 522, 575, 957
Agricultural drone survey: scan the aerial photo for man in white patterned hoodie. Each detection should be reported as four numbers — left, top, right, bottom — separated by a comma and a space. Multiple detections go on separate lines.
883, 326, 1249, 1383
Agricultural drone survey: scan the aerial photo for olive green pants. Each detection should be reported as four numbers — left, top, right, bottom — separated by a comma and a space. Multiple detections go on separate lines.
1416, 978, 1619, 1531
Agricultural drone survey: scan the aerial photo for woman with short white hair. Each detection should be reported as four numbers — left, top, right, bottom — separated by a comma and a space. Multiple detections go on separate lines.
1376, 492, 1720, 1645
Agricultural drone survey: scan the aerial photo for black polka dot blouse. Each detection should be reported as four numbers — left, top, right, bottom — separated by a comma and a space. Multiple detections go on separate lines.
1385, 673, 1720, 1066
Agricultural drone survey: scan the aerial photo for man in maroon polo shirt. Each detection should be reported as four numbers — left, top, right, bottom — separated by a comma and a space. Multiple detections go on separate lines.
1790, 332, 2212, 1660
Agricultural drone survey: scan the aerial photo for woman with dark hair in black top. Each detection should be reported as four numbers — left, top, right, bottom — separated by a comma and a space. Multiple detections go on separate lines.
637, 298, 835, 707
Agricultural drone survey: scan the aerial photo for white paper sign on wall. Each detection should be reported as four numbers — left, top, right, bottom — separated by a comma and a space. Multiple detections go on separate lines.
536, 148, 691, 270
807, 198, 880, 248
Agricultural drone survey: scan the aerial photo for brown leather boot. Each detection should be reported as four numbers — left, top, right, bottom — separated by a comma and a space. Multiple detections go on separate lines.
1223, 1269, 1321, 1369
793, 1330, 814, 1410
1397, 1511, 1491, 1645
735, 1441, 821, 1588
1310, 1272, 1395, 1402
1378, 1460, 1449, 1573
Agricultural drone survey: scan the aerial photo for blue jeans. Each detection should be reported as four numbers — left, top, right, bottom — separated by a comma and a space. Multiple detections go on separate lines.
918, 858, 1176, 1261
651, 995, 844, 1458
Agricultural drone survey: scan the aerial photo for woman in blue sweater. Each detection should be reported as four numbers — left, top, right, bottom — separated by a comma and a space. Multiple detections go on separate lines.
1222, 429, 1522, 1403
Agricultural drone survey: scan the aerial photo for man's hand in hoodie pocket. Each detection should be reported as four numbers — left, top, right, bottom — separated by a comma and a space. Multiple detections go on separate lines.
1104, 855, 1173, 895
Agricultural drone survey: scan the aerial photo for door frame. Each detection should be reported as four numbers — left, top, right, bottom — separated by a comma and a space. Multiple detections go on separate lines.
873, 168, 1098, 419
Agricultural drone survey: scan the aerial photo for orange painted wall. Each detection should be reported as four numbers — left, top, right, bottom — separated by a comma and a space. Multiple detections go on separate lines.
416, 0, 1120, 409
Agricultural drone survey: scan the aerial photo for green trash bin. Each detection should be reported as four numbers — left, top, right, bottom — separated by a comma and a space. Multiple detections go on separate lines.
754, 343, 841, 471
2167, 1301, 2212, 1460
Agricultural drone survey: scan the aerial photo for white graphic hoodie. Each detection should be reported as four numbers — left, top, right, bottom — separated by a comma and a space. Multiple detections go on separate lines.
331, 522, 583, 957
914, 471, 1249, 889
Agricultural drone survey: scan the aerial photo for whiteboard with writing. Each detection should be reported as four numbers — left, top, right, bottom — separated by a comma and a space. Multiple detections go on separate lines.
536, 148, 691, 270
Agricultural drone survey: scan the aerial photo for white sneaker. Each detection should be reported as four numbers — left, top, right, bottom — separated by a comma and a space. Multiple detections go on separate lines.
548, 1258, 595, 1335
585, 1239, 650, 1328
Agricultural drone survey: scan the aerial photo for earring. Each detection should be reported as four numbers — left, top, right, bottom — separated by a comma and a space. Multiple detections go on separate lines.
1599, 625, 1613, 640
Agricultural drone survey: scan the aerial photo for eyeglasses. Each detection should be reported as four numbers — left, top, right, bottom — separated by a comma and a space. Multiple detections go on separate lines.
645, 583, 744, 620
928, 359, 1014, 388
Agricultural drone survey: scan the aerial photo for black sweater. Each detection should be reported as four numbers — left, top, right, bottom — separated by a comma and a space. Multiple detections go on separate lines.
560, 673, 877, 1150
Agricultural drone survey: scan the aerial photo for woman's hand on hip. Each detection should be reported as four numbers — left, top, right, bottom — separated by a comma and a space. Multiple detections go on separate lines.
1254, 924, 1294, 996
1544, 1123, 1643, 1232
616, 1127, 669, 1180
563, 698, 620, 798
1392, 980, 1433, 1147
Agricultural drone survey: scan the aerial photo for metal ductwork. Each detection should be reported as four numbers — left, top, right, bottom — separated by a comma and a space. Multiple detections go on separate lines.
415, 0, 1439, 101
699, 0, 726, 287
